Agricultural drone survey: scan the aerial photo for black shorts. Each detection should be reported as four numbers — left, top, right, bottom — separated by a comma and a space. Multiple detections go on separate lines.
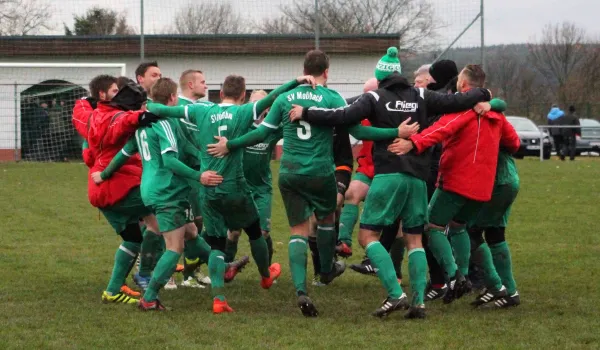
335, 170, 351, 196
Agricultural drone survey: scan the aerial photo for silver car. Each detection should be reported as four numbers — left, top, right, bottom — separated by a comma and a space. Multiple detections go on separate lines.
506, 116, 552, 159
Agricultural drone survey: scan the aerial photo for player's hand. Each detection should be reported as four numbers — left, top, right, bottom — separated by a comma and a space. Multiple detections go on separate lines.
398, 117, 420, 138
91, 171, 104, 185
297, 75, 317, 89
289, 104, 304, 122
207, 136, 230, 157
387, 138, 414, 155
201, 171, 223, 186
474, 102, 491, 115
138, 111, 160, 126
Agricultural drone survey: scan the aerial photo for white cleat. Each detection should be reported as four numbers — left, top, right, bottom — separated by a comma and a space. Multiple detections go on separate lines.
164, 276, 178, 290
180, 276, 206, 289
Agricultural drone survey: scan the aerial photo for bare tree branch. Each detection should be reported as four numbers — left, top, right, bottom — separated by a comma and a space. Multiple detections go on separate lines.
0, 0, 53, 35
169, 2, 245, 35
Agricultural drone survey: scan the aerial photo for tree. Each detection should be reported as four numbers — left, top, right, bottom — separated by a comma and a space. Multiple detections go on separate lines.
486, 48, 521, 104
0, 0, 53, 35
257, 0, 438, 53
170, 2, 245, 35
64, 7, 134, 36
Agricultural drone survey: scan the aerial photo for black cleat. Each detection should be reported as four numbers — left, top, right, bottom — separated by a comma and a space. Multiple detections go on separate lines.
404, 305, 426, 319
319, 260, 346, 285
372, 294, 409, 318
335, 242, 353, 258
424, 283, 448, 302
490, 291, 520, 309
297, 294, 319, 317
471, 286, 507, 307
349, 257, 378, 276
443, 272, 468, 304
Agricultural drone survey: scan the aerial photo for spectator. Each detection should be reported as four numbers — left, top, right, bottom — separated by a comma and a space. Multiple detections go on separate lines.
560, 105, 581, 161
547, 104, 565, 157
414, 64, 434, 88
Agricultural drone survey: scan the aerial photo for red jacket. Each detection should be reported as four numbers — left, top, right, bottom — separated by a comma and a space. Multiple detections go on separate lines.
72, 98, 96, 167
410, 110, 520, 202
356, 119, 375, 178
87, 103, 144, 208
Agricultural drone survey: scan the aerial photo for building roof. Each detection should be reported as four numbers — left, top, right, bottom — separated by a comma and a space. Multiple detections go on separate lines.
0, 34, 399, 57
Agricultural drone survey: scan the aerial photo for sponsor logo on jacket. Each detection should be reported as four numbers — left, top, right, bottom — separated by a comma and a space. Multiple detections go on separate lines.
385, 101, 418, 113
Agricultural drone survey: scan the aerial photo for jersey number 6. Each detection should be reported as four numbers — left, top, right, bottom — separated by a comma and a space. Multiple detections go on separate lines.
137, 130, 152, 161
297, 121, 312, 140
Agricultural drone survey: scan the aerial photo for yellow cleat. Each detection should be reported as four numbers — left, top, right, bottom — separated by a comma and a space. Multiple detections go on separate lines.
102, 291, 139, 305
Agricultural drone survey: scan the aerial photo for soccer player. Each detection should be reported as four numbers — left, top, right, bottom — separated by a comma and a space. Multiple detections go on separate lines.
207, 50, 409, 317
288, 48, 493, 318
387, 64, 520, 305
136, 61, 162, 95
86, 81, 160, 305
148, 74, 315, 313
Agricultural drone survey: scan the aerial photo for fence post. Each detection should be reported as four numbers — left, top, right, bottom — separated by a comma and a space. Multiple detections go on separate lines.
13, 82, 18, 161
314, 0, 320, 49
140, 0, 145, 61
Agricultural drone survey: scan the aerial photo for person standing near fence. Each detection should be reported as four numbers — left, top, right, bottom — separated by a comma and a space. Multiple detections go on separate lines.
560, 105, 581, 161
547, 105, 565, 157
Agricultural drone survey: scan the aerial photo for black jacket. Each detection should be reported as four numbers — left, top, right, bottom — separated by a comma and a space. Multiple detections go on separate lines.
561, 112, 581, 137
301, 73, 491, 180
333, 126, 353, 172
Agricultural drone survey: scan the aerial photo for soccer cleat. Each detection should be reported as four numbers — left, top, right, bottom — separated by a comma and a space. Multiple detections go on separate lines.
335, 242, 353, 258
102, 291, 139, 305
297, 294, 319, 317
372, 294, 409, 318
181, 276, 206, 289
224, 255, 250, 283
175, 264, 184, 273
320, 260, 346, 285
349, 257, 378, 276
213, 298, 234, 314
443, 272, 469, 304
260, 263, 282, 289
138, 298, 168, 311
195, 270, 211, 285
471, 286, 507, 307
164, 276, 178, 290
492, 291, 521, 308
120, 284, 141, 298
424, 283, 448, 302
133, 273, 151, 291
312, 276, 326, 287
404, 304, 426, 319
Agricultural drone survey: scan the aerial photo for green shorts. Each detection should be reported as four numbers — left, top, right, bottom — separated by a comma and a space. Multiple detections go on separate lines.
151, 200, 193, 233
360, 173, 428, 233
278, 173, 337, 227
202, 187, 259, 237
353, 171, 373, 187
249, 185, 273, 232
469, 180, 520, 228
428, 188, 485, 226
189, 186, 203, 219
100, 187, 152, 234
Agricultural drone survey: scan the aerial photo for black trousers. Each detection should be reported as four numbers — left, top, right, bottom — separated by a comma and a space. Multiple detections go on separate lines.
561, 135, 577, 160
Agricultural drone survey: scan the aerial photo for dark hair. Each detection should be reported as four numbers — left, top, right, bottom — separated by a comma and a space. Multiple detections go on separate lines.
179, 69, 203, 87
222, 75, 246, 99
462, 64, 486, 88
569, 105, 576, 113
89, 75, 117, 99
151, 78, 178, 105
116, 76, 134, 89
303, 50, 330, 76
135, 61, 159, 83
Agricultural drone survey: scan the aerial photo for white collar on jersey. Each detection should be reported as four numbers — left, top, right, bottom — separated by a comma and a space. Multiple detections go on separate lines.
298, 83, 324, 87
178, 95, 196, 103
219, 103, 234, 106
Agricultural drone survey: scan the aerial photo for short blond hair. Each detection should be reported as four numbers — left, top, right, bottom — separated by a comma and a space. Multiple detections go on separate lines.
250, 89, 268, 102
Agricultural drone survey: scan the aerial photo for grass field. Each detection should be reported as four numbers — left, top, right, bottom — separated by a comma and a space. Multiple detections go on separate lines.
1, 158, 599, 349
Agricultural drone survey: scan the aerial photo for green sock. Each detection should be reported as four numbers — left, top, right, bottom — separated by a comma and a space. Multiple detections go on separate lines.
288, 235, 308, 296
490, 241, 517, 294
366, 241, 403, 298
408, 248, 427, 306
338, 204, 358, 246
224, 238, 238, 264
475, 243, 503, 292
250, 236, 271, 278
183, 235, 212, 280
143, 250, 180, 302
106, 241, 141, 295
316, 224, 336, 274
427, 228, 457, 280
208, 250, 226, 301
390, 238, 405, 279
265, 235, 274, 265
139, 229, 160, 278
449, 227, 471, 276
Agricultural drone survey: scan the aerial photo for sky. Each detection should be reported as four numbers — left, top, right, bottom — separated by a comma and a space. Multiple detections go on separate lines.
46, 0, 598, 46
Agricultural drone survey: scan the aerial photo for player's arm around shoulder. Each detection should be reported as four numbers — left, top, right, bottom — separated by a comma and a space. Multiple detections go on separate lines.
296, 91, 375, 127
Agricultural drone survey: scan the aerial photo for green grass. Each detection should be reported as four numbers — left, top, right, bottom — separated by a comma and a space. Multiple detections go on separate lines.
1, 158, 599, 349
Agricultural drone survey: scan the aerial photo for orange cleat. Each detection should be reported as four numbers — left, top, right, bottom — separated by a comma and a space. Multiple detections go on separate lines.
175, 264, 184, 273
335, 242, 353, 258
224, 256, 250, 283
260, 263, 282, 289
121, 284, 141, 297
213, 298, 234, 314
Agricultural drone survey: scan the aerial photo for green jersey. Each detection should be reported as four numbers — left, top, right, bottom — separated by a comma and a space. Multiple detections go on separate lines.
261, 84, 347, 176
123, 119, 193, 205
495, 151, 519, 185
243, 123, 282, 189
175, 97, 202, 170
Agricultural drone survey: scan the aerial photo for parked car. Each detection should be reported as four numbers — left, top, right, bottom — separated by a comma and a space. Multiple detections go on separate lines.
506, 116, 552, 159
576, 118, 600, 155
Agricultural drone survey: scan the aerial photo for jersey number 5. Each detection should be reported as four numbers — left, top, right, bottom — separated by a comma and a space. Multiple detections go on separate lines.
137, 130, 152, 161
218, 125, 227, 137
297, 121, 312, 140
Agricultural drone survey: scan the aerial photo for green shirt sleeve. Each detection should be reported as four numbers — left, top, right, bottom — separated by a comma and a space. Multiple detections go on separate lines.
153, 120, 179, 155
226, 96, 284, 150
348, 124, 398, 141
101, 138, 138, 180
162, 152, 201, 182
490, 98, 507, 112
146, 104, 187, 121
254, 79, 299, 116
